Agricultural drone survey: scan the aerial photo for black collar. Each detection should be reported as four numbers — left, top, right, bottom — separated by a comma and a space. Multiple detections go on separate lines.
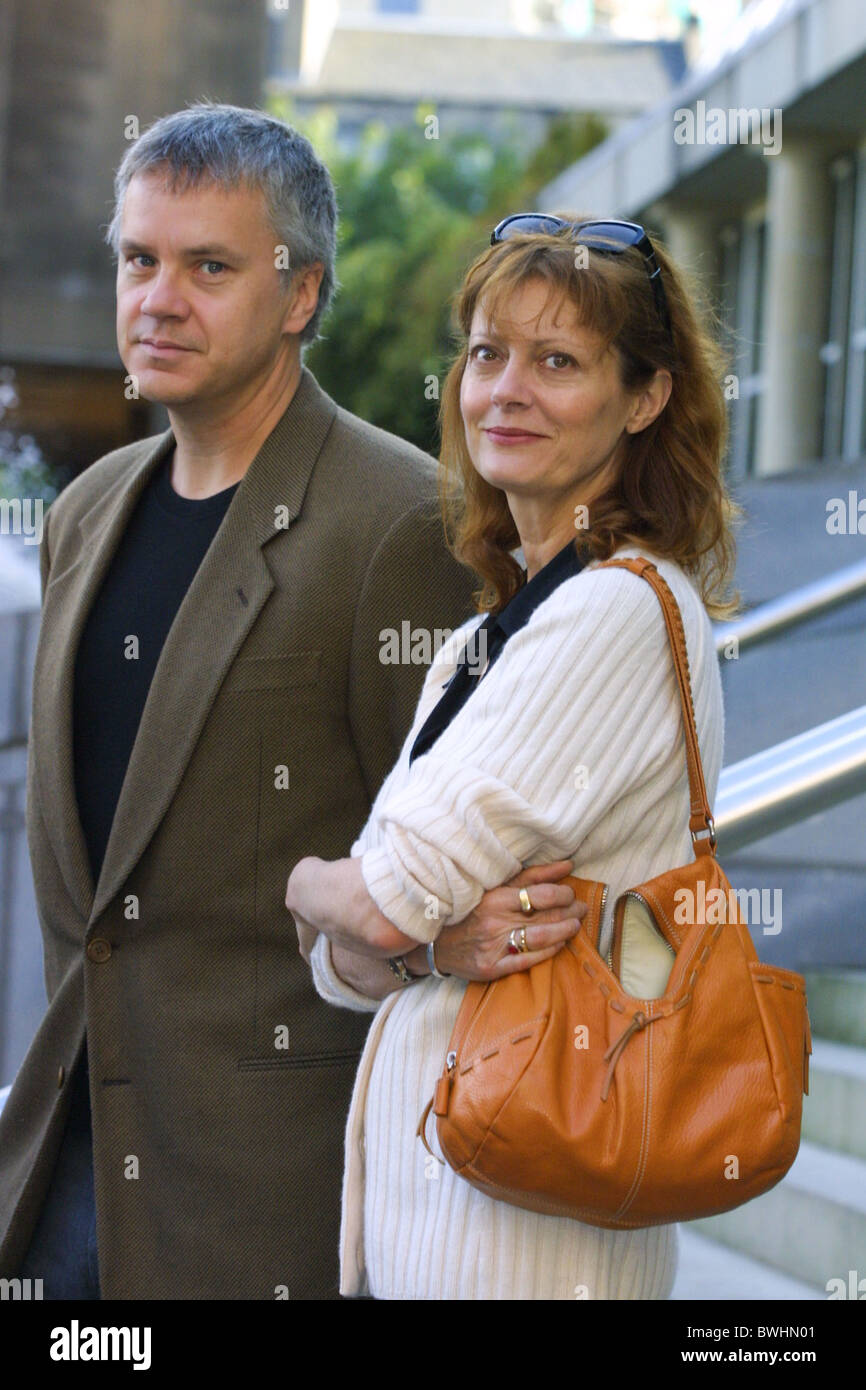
492, 536, 586, 639
408, 537, 586, 765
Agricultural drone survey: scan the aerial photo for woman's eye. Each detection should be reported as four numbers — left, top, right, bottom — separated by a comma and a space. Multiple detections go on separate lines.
545, 352, 576, 369
469, 344, 497, 363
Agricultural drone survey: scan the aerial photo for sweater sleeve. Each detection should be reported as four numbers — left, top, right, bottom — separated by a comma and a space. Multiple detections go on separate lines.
309, 932, 382, 1014
359, 565, 688, 944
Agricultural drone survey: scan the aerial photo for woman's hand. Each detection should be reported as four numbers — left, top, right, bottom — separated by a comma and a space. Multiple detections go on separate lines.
424, 860, 587, 982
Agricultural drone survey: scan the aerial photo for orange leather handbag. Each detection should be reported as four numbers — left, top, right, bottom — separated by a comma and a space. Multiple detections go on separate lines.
420, 557, 811, 1228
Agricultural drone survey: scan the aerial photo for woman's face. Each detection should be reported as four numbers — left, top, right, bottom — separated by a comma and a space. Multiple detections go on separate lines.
460, 276, 642, 510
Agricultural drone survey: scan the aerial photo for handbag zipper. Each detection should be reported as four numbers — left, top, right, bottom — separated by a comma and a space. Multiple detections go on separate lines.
608, 889, 637, 972
426, 1049, 458, 1132
594, 882, 611, 968
617, 890, 653, 953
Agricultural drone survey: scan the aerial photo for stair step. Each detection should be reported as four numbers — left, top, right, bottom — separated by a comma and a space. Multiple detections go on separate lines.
803, 1038, 866, 1160
671, 1228, 823, 1300
804, 970, 866, 1047
689, 1140, 866, 1289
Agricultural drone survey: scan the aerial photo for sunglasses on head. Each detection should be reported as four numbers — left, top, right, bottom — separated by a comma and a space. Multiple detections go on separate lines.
490, 213, 672, 340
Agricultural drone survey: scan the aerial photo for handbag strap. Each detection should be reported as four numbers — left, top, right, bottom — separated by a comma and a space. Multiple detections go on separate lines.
595, 556, 717, 859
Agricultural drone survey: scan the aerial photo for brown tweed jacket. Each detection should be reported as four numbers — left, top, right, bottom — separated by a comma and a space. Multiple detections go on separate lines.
0, 366, 476, 1299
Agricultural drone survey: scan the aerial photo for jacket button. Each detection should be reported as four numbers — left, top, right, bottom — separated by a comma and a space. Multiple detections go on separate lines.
57, 1065, 65, 1088
86, 938, 112, 963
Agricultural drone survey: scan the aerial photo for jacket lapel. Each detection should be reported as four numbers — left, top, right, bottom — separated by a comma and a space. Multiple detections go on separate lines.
33, 430, 175, 923
89, 368, 337, 924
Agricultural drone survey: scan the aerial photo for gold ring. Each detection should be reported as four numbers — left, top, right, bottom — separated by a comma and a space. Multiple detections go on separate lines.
519, 888, 534, 916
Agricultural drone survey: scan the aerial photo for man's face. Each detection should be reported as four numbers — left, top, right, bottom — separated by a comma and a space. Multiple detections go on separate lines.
116, 170, 317, 412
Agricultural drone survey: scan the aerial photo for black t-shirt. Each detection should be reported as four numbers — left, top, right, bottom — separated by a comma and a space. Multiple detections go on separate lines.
72, 455, 239, 884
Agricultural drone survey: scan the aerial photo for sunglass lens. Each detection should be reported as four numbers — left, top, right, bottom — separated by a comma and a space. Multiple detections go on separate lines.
493, 214, 566, 242
576, 222, 643, 251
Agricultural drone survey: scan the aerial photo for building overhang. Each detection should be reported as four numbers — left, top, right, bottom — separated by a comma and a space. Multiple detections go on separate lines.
277, 18, 682, 118
540, 0, 866, 219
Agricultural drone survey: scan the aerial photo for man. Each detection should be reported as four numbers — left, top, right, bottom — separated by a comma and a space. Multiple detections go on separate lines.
0, 102, 478, 1299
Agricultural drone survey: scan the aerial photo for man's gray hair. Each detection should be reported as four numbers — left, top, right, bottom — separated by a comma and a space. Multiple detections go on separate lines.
105, 102, 338, 344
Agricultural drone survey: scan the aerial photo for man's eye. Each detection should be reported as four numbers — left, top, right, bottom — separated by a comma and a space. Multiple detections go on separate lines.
200, 260, 227, 275
127, 255, 154, 269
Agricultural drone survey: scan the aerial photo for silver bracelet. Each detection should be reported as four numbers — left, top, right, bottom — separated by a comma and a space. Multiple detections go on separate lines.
427, 941, 451, 980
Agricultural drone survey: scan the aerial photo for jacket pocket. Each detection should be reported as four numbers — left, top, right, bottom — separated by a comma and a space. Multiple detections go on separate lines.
222, 650, 321, 693
237, 1048, 363, 1073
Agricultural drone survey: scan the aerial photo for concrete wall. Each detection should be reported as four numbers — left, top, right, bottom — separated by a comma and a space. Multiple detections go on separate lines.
0, 0, 269, 370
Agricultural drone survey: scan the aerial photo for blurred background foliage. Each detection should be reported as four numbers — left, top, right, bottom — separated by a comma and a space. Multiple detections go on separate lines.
268, 97, 607, 456
0, 368, 61, 503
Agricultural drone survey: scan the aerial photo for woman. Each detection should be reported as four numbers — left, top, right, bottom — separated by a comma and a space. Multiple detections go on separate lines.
286, 214, 740, 1299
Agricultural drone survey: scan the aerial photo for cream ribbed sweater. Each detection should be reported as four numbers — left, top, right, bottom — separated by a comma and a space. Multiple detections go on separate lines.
310, 543, 725, 1299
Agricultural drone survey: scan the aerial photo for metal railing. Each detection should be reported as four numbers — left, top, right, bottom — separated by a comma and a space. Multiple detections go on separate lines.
714, 705, 866, 854
710, 558, 866, 849
714, 558, 866, 656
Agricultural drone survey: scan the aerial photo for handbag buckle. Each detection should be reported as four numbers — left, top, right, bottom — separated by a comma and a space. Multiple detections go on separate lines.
690, 815, 716, 852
